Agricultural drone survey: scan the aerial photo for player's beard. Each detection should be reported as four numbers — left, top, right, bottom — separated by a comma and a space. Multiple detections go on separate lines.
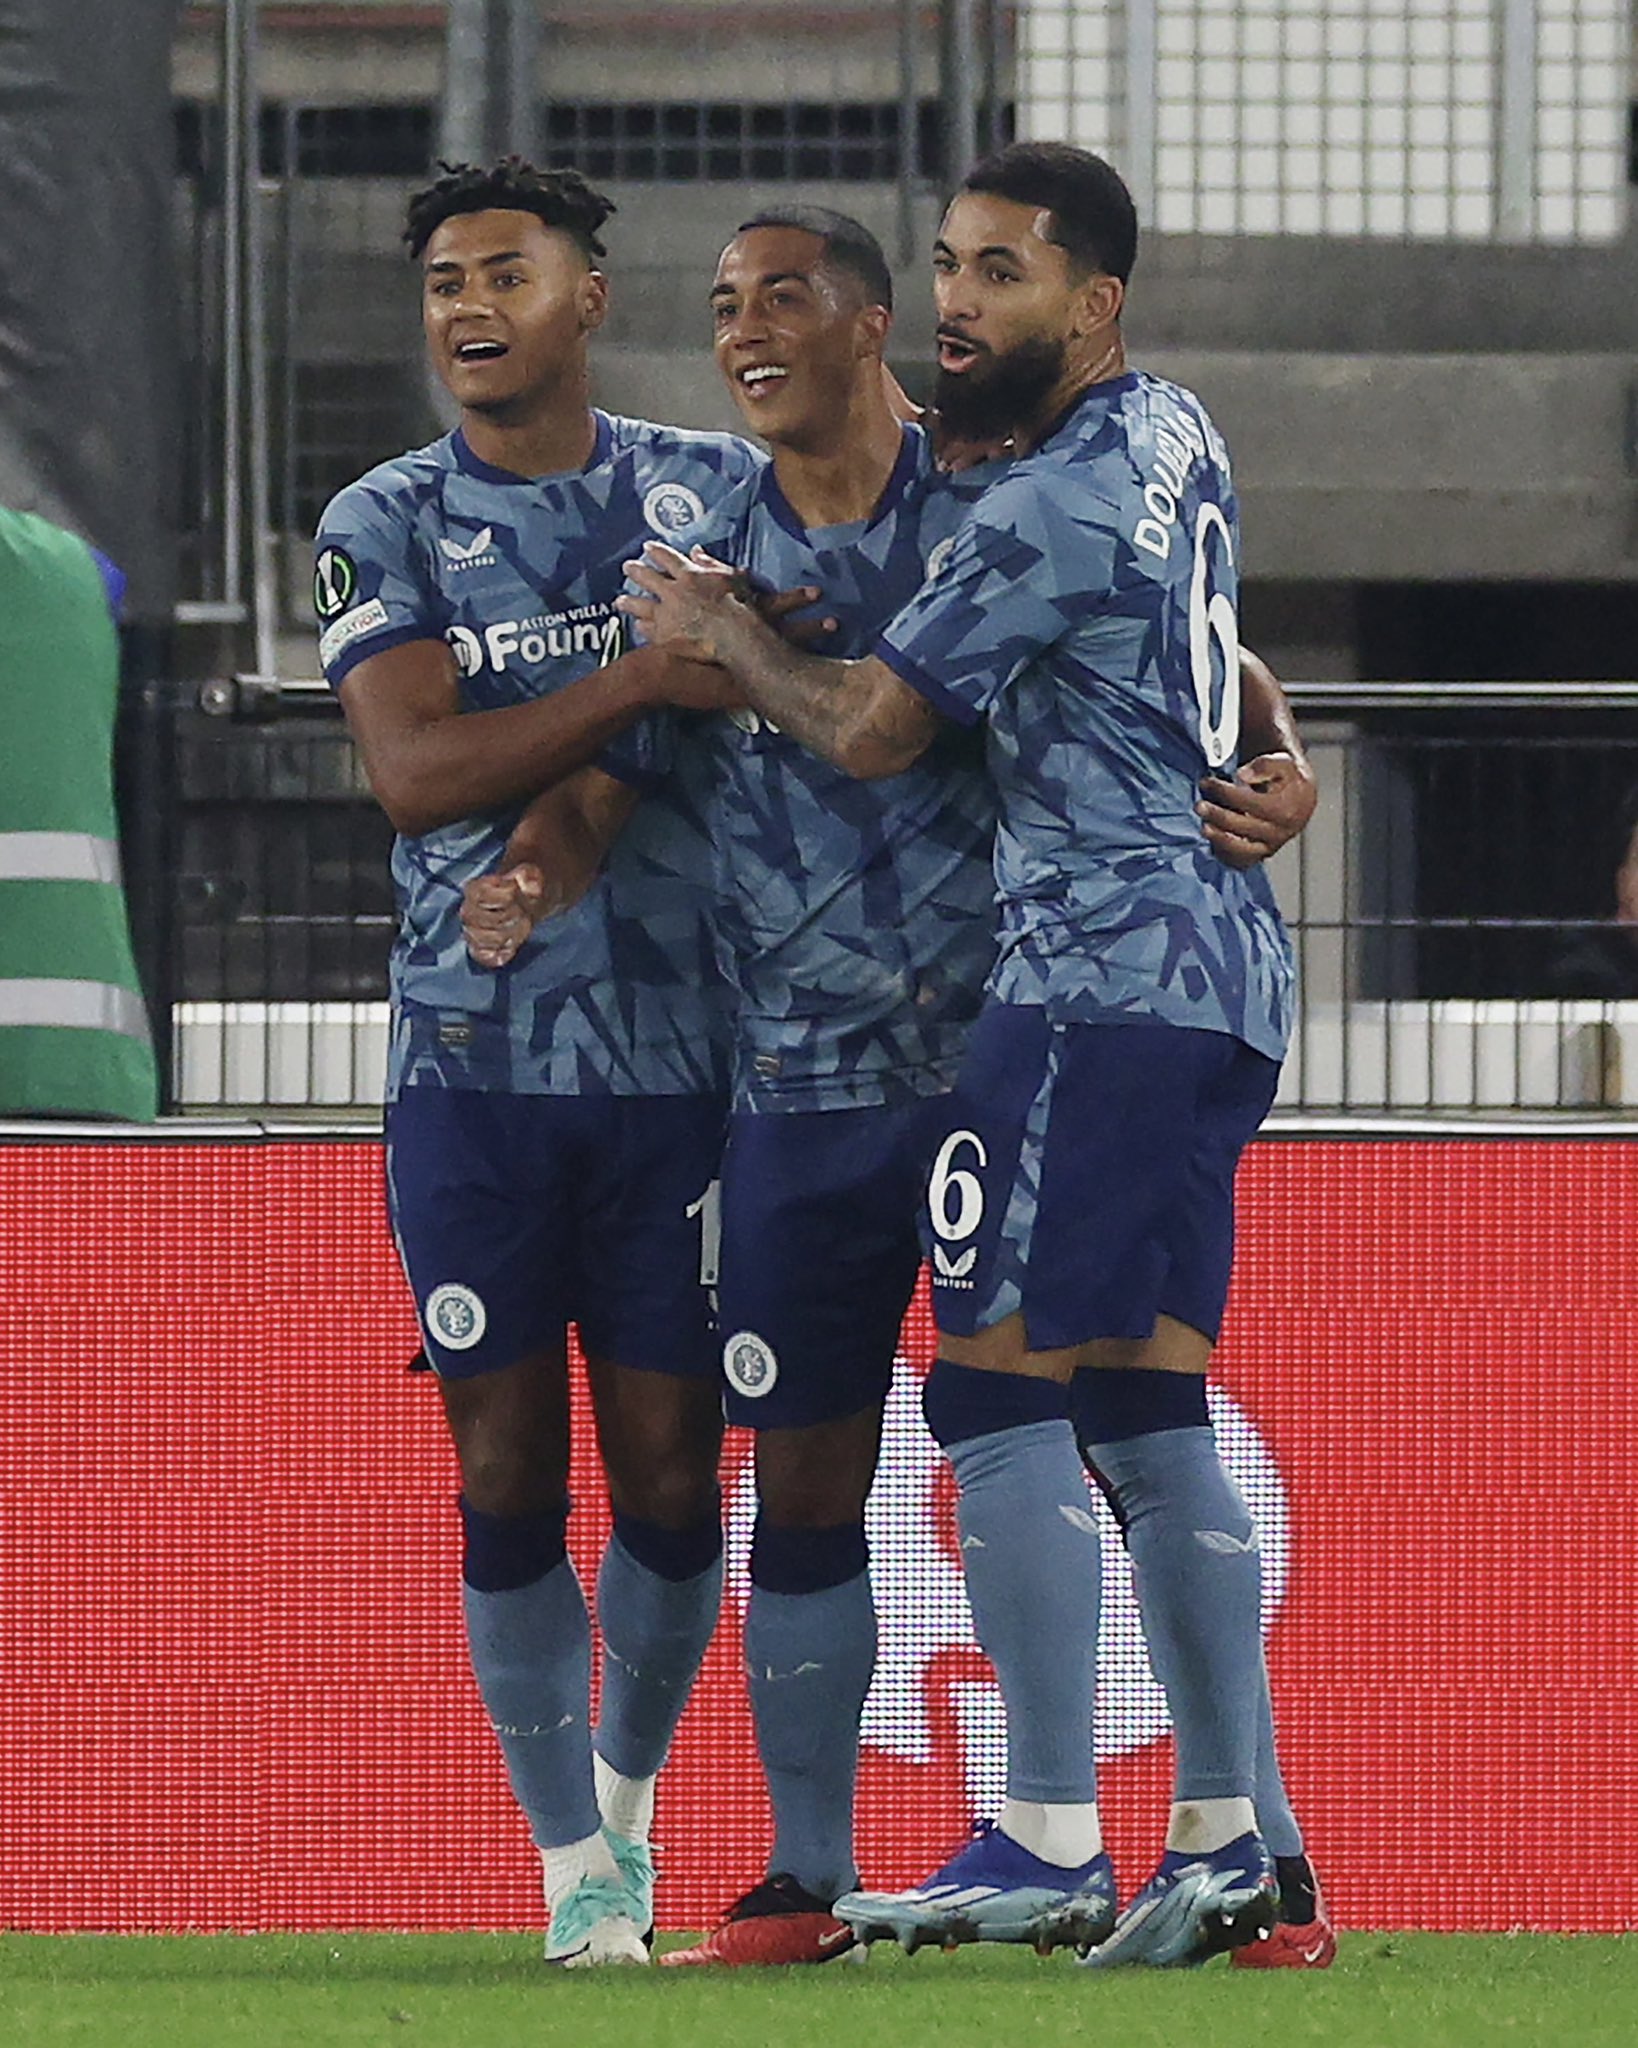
934, 332, 1066, 442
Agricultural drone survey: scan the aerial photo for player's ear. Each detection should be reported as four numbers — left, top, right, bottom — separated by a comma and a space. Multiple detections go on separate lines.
854, 302, 892, 360
578, 267, 610, 334
1073, 271, 1123, 338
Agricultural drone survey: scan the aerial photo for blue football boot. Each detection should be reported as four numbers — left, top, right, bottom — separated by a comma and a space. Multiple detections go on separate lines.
834, 1821, 1117, 1956
1080, 1831, 1278, 1969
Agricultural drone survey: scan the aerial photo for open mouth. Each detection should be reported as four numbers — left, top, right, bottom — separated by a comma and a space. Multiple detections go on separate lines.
737, 363, 790, 400
936, 333, 983, 374
454, 339, 509, 363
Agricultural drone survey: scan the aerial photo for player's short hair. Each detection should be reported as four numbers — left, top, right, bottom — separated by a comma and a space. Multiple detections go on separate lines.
404, 157, 616, 262
735, 204, 894, 312
960, 141, 1138, 285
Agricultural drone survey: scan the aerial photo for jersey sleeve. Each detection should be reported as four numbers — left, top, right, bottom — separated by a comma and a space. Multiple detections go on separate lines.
871, 466, 1122, 727
599, 709, 679, 791
313, 476, 444, 689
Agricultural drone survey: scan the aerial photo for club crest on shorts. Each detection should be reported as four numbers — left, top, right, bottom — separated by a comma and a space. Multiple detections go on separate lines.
425, 1282, 487, 1352
722, 1328, 778, 1399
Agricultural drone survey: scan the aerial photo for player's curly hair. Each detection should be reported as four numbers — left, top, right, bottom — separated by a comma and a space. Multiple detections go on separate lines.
403, 157, 616, 262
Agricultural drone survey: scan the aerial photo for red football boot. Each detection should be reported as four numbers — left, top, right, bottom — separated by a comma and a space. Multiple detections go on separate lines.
1231, 1860, 1337, 1969
661, 1874, 859, 1966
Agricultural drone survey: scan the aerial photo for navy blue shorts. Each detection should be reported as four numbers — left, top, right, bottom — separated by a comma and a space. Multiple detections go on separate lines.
926, 1008, 1280, 1349
386, 1087, 727, 1380
715, 1100, 936, 1429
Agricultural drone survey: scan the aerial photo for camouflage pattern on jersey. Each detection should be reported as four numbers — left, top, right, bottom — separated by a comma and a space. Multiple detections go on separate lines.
623, 426, 1001, 1112
314, 414, 763, 1096
875, 374, 1293, 1062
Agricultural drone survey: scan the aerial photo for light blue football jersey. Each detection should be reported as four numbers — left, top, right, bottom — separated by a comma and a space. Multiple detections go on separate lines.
616, 425, 1001, 1112
876, 373, 1294, 1062
314, 413, 764, 1097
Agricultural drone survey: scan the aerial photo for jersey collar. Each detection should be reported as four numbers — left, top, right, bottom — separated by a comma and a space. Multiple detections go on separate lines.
760, 420, 926, 544
451, 410, 615, 483
1035, 369, 1141, 451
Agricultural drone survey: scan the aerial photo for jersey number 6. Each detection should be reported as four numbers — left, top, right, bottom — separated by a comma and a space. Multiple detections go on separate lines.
1189, 502, 1240, 771
929, 1129, 988, 1243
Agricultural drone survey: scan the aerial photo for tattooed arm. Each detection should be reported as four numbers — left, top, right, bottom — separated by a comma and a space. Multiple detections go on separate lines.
618, 540, 944, 780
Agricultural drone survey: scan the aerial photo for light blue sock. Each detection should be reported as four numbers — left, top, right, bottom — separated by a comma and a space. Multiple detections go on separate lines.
1136, 1597, 1303, 1853
1087, 1425, 1262, 1804
1252, 1658, 1304, 1856
945, 1421, 1101, 1803
745, 1521, 875, 1901
463, 1559, 601, 1850
594, 1523, 723, 1781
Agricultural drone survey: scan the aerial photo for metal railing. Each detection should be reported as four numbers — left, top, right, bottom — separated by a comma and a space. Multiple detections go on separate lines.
1018, 0, 1629, 242
1274, 682, 1638, 1115
115, 677, 1638, 1120
174, 2, 1009, 644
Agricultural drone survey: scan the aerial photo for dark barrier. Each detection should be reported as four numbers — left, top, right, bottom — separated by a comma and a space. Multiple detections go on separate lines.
122, 680, 1638, 1114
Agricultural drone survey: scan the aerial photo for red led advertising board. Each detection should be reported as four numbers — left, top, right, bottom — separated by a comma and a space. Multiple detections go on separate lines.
1, 1135, 1633, 1932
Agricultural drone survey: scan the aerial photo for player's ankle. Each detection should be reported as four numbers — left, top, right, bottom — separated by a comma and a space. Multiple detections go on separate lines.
1164, 1797, 1257, 1854
593, 1753, 655, 1843
1274, 1852, 1319, 1924
541, 1827, 618, 1909
999, 1797, 1103, 1867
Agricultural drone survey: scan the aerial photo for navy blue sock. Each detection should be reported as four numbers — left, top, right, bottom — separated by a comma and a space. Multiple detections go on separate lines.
1274, 1853, 1319, 1924
923, 1361, 1099, 1806
459, 1498, 600, 1849
460, 1495, 569, 1592
745, 1519, 874, 1901
1072, 1366, 1208, 1446
594, 1511, 723, 1782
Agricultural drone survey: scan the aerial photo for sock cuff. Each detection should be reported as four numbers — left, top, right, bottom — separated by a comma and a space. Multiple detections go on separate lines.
748, 1517, 868, 1595
1071, 1366, 1209, 1445
611, 1506, 723, 1583
459, 1495, 569, 1592
922, 1357, 1070, 1448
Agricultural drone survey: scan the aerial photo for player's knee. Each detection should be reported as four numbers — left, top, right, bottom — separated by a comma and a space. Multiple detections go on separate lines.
754, 1462, 869, 1526
1073, 1370, 1251, 1535
748, 1514, 867, 1594
458, 1496, 569, 1591
1070, 1365, 1209, 1449
921, 1356, 1070, 1449
440, 1359, 570, 1514
603, 1407, 722, 1529
454, 1442, 563, 1519
614, 1464, 720, 1530
752, 1409, 881, 1525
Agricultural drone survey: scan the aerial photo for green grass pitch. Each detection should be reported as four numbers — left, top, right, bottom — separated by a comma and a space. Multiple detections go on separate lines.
3, 1933, 1636, 2048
